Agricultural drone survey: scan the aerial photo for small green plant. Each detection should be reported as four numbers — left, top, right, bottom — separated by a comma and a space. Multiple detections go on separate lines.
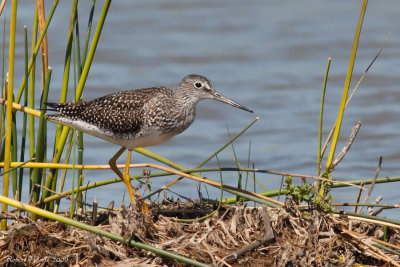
285, 176, 333, 213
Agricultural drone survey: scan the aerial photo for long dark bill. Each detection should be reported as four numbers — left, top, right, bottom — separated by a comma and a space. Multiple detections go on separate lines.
213, 92, 253, 113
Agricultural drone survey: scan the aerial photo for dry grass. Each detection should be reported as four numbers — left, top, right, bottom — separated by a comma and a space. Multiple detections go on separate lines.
0, 199, 399, 266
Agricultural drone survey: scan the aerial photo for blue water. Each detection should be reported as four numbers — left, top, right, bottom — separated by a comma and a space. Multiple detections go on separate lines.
2, 1, 400, 218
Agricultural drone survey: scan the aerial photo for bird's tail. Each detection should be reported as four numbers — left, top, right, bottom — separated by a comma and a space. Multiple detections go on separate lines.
44, 102, 65, 111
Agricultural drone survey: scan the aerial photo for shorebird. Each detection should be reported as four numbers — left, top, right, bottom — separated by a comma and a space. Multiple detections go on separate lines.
46, 74, 253, 205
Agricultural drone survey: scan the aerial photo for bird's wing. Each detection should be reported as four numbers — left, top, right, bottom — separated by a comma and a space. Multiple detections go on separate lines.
79, 87, 168, 135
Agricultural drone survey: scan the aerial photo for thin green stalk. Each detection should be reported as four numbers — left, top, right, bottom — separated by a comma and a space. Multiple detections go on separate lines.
320, 0, 368, 201
54, 133, 74, 213
30, 68, 52, 207
325, 0, 368, 169
17, 27, 30, 201
70, 130, 76, 218
54, 0, 77, 151
222, 175, 400, 204
81, 0, 96, 65
225, 130, 243, 202
41, 127, 70, 201
373, 243, 400, 257
244, 140, 251, 191
0, 7, 5, 93
225, 149, 267, 192
74, 8, 82, 78
137, 117, 259, 200
320, 33, 390, 161
179, 155, 225, 223
39, 168, 400, 205
43, 0, 111, 201
197, 117, 259, 169
75, 15, 84, 207
60, 0, 77, 104
1, 0, 18, 231
317, 58, 331, 178
0, 159, 34, 177
75, 0, 111, 99
0, 195, 209, 267
41, 166, 283, 207
28, 8, 38, 169
11, 104, 18, 196
0, 9, 6, 142
76, 132, 84, 207
16, 0, 59, 103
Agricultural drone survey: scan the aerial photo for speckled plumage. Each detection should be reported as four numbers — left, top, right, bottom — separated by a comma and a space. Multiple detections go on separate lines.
46, 74, 253, 149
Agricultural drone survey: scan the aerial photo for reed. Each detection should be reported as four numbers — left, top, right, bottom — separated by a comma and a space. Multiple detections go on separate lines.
1, 0, 17, 231
316, 58, 331, 179
41, 0, 111, 203
318, 0, 368, 202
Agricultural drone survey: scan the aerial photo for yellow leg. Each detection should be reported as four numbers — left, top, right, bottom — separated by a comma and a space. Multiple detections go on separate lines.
109, 147, 126, 179
108, 147, 136, 206
123, 149, 137, 205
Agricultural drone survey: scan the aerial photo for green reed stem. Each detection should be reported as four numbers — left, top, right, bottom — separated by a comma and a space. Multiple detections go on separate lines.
28, 8, 38, 167
42, 0, 111, 203
69, 130, 77, 218
225, 149, 267, 192
197, 116, 259, 169
1, 0, 18, 231
244, 140, 251, 191
137, 117, 259, 200
74, 10, 82, 78
16, 0, 59, 104
54, 133, 74, 213
81, 0, 96, 65
49, 3, 78, 208
317, 58, 331, 178
0, 14, 5, 149
225, 131, 242, 202
325, 0, 368, 170
319, 0, 368, 202
30, 68, 52, 206
75, 10, 84, 208
0, 9, 5, 93
75, 0, 111, 99
16, 27, 30, 201
76, 131, 84, 207
11, 103, 18, 196
320, 33, 390, 161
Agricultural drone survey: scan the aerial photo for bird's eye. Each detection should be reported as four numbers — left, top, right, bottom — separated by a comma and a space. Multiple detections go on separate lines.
194, 82, 202, 88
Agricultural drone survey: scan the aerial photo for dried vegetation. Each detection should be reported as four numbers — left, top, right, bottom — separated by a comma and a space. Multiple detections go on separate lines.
0, 199, 399, 266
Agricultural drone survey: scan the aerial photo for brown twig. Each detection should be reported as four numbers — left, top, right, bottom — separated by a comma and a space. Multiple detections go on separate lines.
353, 182, 364, 213
224, 206, 274, 264
333, 213, 400, 230
331, 121, 361, 169
343, 228, 400, 253
36, 0, 49, 87
0, 0, 6, 16
359, 157, 382, 214
342, 228, 400, 266
91, 196, 98, 226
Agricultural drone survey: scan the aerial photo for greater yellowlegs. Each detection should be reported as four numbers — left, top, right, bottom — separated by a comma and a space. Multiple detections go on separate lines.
46, 74, 253, 205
